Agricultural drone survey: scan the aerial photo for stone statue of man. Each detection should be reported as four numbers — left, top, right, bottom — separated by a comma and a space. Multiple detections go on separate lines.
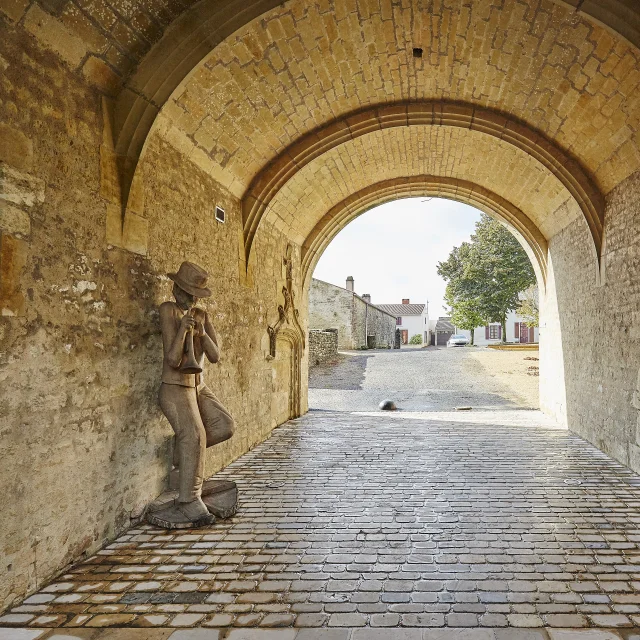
158, 261, 235, 526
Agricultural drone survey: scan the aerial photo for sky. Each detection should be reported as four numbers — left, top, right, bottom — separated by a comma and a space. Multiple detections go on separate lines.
312, 197, 482, 317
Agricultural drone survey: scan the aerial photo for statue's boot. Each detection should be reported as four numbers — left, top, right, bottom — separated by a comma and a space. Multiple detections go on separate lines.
146, 495, 214, 529
170, 468, 238, 519
176, 497, 215, 525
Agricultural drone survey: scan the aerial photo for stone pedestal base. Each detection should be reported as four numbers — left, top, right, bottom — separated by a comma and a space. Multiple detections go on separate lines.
200, 479, 238, 519
146, 479, 238, 529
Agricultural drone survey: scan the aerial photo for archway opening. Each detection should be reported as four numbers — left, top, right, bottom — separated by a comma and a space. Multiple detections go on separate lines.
307, 197, 554, 417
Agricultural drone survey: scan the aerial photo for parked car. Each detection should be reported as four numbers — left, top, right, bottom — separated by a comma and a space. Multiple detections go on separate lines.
447, 334, 469, 347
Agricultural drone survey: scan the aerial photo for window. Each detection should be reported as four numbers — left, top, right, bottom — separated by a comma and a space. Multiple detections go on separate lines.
215, 206, 225, 223
396, 317, 402, 325
489, 324, 500, 339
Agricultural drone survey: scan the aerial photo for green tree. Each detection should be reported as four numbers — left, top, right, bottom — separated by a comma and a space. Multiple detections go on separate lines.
517, 285, 539, 327
437, 214, 536, 343
444, 288, 486, 345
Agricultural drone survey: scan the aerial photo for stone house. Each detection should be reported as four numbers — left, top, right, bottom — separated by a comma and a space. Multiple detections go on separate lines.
309, 277, 396, 349
376, 300, 430, 345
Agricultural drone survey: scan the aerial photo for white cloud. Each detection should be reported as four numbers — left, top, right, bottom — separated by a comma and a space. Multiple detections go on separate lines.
312, 197, 482, 316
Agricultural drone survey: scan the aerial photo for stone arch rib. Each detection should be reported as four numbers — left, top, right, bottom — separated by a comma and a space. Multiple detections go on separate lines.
242, 102, 604, 269
300, 176, 549, 288
112, 0, 285, 213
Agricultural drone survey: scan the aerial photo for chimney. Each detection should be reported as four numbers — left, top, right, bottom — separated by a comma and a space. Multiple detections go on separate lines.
402, 298, 410, 304
346, 276, 354, 292
362, 294, 371, 304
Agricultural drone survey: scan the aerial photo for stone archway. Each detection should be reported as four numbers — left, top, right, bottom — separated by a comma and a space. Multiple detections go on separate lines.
4, 0, 640, 613
299, 176, 549, 289
99, 0, 640, 230
242, 101, 603, 268
91, 0, 640, 261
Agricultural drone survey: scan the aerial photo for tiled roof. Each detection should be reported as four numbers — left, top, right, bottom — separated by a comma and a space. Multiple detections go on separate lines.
435, 317, 455, 331
376, 303, 425, 316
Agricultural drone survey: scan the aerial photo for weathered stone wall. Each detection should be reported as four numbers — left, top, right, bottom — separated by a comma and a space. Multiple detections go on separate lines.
309, 329, 338, 365
308, 279, 356, 349
545, 168, 640, 473
308, 279, 395, 349
0, 15, 305, 612
373, 308, 397, 349
351, 300, 396, 349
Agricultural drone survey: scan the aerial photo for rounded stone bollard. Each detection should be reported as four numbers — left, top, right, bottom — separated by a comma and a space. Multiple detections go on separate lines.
379, 399, 397, 411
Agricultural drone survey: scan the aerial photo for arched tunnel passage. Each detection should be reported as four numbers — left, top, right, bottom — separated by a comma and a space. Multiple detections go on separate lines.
4, 0, 640, 626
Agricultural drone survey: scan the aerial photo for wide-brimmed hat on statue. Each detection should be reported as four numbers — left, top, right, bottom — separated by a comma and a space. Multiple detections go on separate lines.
168, 261, 212, 298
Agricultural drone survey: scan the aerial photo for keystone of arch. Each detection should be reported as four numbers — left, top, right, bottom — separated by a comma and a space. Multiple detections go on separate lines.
300, 176, 549, 290
242, 101, 605, 268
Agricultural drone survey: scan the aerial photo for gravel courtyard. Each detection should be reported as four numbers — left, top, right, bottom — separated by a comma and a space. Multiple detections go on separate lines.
309, 346, 540, 412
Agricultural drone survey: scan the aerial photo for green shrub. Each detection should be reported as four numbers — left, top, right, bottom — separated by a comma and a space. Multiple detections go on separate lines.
409, 334, 422, 345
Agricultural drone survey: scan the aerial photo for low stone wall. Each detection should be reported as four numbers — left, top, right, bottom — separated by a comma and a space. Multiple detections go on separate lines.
309, 329, 338, 365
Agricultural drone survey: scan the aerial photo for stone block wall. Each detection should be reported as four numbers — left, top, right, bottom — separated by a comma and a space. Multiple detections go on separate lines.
308, 279, 357, 349
0, 17, 306, 611
309, 329, 338, 365
351, 299, 396, 349
542, 168, 640, 474
368, 306, 396, 349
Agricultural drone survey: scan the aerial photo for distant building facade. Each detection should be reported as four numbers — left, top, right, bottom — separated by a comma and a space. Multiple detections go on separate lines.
442, 310, 539, 345
377, 299, 430, 345
309, 277, 396, 349
432, 317, 455, 346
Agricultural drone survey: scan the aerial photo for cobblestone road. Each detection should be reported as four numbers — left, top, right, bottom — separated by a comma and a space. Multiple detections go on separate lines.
5, 410, 640, 637
309, 347, 537, 412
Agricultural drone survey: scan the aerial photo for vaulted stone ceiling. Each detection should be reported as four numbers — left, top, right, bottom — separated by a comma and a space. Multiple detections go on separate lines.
155, 0, 640, 199
134, 0, 639, 271
5, 0, 640, 269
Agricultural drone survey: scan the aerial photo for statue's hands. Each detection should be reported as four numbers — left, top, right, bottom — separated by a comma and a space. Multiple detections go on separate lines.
180, 314, 196, 332
194, 320, 205, 337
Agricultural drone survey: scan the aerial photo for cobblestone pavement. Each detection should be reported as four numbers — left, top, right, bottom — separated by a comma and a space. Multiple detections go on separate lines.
4, 410, 640, 637
309, 347, 535, 412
